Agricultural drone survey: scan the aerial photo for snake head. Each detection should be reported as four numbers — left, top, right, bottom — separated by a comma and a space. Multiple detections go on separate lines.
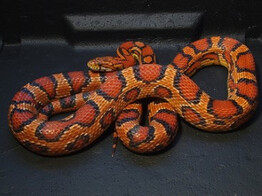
87, 56, 124, 72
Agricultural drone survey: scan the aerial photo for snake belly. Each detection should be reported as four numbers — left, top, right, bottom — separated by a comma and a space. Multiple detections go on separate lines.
8, 36, 258, 156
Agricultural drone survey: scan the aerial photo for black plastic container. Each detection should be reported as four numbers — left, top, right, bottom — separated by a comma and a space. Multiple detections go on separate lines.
1, 0, 261, 195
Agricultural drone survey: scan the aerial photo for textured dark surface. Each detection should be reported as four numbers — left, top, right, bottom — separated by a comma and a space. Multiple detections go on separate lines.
0, 0, 262, 195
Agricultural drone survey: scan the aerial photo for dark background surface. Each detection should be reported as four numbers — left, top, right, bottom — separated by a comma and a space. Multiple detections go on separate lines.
0, 0, 262, 195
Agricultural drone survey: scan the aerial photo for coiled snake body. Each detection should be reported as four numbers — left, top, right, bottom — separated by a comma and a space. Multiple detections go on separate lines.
8, 37, 258, 156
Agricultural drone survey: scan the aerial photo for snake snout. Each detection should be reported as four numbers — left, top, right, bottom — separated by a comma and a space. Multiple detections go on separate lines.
87, 60, 100, 71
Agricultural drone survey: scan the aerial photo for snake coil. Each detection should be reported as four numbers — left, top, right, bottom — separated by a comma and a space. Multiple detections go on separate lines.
8, 37, 258, 156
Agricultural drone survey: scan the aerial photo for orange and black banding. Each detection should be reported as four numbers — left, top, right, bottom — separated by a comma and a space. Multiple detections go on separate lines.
183, 52, 221, 76
150, 108, 178, 136
170, 38, 212, 70
65, 134, 90, 152
133, 64, 167, 84
119, 41, 156, 64
63, 71, 91, 94
213, 120, 226, 126
123, 87, 141, 102
115, 100, 178, 153
8, 36, 258, 155
9, 108, 36, 133
154, 86, 172, 98
59, 95, 77, 109
207, 99, 243, 119
100, 109, 116, 129
97, 72, 127, 101
236, 78, 258, 105
34, 100, 100, 142
12, 87, 40, 108
39, 103, 54, 118
30, 75, 57, 100
127, 125, 155, 148
134, 41, 156, 64
38, 91, 90, 120
116, 108, 141, 127
235, 52, 256, 74
181, 106, 206, 126
170, 51, 193, 71
188, 38, 212, 54
173, 71, 203, 104
23, 141, 49, 154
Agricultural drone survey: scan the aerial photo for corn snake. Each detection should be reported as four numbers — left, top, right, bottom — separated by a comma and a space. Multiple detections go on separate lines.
8, 36, 258, 156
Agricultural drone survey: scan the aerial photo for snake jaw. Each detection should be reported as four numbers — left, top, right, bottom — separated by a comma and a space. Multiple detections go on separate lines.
99, 66, 114, 72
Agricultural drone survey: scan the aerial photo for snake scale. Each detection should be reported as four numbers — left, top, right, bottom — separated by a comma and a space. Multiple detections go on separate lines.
8, 36, 258, 156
